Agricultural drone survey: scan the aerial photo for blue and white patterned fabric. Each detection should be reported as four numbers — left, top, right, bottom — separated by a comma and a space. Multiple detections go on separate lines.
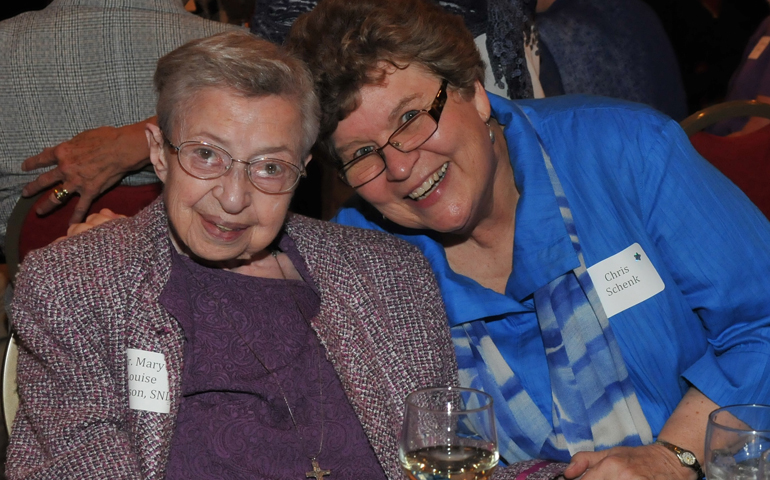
452, 106, 652, 461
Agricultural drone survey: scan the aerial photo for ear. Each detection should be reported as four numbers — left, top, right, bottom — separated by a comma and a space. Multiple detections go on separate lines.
302, 153, 313, 168
146, 123, 169, 183
471, 79, 492, 123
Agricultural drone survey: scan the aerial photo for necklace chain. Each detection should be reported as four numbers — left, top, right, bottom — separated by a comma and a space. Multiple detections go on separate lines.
267, 251, 325, 461
180, 249, 327, 476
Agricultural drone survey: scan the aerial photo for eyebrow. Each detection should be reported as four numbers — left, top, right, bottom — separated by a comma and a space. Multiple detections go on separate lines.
251, 145, 295, 157
387, 92, 423, 123
186, 134, 296, 158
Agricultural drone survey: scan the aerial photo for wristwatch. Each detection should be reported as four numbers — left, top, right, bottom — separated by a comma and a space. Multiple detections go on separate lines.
655, 440, 705, 480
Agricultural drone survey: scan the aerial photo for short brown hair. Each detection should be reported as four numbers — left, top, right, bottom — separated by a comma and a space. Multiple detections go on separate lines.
287, 0, 484, 166
154, 30, 320, 157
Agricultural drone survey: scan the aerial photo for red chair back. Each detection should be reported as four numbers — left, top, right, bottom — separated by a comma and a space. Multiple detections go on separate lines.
689, 123, 770, 219
18, 183, 163, 263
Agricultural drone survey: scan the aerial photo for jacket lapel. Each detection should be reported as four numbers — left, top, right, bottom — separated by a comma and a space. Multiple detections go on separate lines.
122, 201, 185, 479
286, 215, 458, 480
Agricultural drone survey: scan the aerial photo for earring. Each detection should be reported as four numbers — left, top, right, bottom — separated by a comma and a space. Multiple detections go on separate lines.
486, 119, 496, 144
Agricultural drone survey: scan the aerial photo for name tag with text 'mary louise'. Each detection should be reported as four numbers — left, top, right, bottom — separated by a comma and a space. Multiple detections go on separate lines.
126, 348, 171, 414
586, 243, 665, 318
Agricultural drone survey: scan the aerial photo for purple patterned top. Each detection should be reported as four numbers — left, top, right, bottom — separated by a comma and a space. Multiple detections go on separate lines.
160, 233, 387, 479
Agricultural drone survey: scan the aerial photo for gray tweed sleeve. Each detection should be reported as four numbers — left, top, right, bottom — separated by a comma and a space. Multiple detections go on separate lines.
6, 252, 140, 479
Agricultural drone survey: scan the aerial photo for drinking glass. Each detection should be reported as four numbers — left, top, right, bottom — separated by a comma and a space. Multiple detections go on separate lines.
399, 386, 499, 480
705, 404, 770, 480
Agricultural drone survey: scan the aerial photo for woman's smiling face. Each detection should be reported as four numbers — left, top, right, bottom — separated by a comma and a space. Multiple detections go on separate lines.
331, 64, 499, 236
148, 87, 308, 265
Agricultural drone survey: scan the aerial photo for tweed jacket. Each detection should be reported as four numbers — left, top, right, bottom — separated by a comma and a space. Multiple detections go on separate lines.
7, 200, 565, 480
6, 198, 457, 479
0, 0, 239, 249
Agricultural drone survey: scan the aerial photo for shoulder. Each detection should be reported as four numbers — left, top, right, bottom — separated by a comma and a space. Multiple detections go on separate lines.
513, 94, 672, 128
495, 95, 702, 202
15, 200, 170, 300
0, 8, 47, 40
494, 94, 685, 156
286, 213, 423, 251
0, 3, 240, 37
285, 214, 430, 268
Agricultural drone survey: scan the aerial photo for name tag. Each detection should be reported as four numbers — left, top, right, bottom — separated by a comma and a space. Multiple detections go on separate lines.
749, 36, 770, 60
126, 348, 170, 413
586, 243, 665, 318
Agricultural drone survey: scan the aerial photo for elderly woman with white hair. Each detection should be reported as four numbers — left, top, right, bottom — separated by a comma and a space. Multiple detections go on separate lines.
5, 31, 460, 480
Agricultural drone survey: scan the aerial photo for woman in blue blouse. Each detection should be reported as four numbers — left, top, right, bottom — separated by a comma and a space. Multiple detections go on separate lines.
286, 0, 770, 479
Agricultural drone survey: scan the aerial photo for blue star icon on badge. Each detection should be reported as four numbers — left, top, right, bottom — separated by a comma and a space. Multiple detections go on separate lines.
634, 252, 642, 261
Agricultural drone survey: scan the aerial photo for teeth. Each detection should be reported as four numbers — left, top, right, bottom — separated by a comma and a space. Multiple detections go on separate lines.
409, 163, 448, 200
216, 224, 233, 232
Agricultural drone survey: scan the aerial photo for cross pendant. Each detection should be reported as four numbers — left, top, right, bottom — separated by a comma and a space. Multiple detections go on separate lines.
306, 459, 331, 479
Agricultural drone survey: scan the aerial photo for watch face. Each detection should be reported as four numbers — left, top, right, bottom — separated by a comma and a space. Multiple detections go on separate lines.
681, 451, 697, 466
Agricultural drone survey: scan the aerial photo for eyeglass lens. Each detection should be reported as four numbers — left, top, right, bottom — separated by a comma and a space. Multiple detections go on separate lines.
344, 113, 438, 187
343, 79, 447, 188
178, 142, 301, 193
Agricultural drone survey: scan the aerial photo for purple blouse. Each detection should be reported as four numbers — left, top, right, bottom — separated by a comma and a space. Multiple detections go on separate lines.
160, 233, 387, 479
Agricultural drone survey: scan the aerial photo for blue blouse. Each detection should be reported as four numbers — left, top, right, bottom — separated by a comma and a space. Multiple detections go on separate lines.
334, 93, 770, 445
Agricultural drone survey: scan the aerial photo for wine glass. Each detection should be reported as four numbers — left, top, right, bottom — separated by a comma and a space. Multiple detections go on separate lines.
705, 404, 770, 480
399, 386, 499, 480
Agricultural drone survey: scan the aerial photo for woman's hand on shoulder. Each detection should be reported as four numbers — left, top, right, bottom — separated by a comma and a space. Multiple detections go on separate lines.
54, 208, 126, 243
21, 117, 155, 224
564, 443, 696, 480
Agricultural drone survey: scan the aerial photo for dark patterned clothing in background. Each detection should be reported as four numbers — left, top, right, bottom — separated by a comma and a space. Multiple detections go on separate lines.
162, 237, 386, 479
536, 0, 688, 120
251, 0, 538, 100
250, 0, 316, 44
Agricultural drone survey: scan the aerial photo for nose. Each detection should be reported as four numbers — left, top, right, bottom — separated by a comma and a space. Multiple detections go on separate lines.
383, 146, 419, 182
213, 161, 252, 214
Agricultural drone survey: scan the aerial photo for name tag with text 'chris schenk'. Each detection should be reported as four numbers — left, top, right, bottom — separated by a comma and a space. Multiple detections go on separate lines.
586, 243, 665, 318
126, 348, 171, 414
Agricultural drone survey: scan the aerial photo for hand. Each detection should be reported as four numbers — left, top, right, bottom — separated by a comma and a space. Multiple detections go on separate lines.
563, 444, 695, 480
21, 119, 153, 224
54, 209, 127, 243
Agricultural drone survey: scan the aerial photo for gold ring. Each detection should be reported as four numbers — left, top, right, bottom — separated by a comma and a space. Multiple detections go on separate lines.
53, 188, 70, 202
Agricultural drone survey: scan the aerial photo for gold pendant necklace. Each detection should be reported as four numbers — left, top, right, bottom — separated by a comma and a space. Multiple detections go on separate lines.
183, 250, 329, 478
270, 251, 330, 479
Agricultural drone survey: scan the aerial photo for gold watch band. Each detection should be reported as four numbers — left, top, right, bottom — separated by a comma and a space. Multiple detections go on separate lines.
655, 440, 705, 480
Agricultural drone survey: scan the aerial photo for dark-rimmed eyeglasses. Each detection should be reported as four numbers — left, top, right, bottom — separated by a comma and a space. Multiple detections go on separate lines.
339, 79, 448, 188
164, 136, 306, 194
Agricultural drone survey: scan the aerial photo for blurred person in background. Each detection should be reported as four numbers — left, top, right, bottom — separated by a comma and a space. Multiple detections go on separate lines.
0, 0, 238, 259
643, 0, 770, 114
709, 14, 770, 136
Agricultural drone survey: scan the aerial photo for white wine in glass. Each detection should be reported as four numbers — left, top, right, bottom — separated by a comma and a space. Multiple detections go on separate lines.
400, 387, 499, 480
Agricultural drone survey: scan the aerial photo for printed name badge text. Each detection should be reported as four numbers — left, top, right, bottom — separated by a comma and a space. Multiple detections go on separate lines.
126, 348, 170, 414
586, 243, 665, 318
